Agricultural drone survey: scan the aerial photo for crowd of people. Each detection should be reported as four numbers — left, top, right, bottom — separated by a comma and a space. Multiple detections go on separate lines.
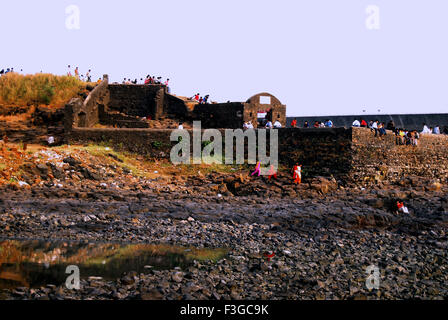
120, 75, 169, 86
242, 119, 282, 129
394, 128, 420, 146
120, 75, 171, 92
0, 67, 21, 76
288, 117, 447, 134
287, 117, 447, 145
289, 119, 334, 128
142, 75, 169, 86
190, 93, 211, 104
67, 66, 172, 87
67, 65, 102, 83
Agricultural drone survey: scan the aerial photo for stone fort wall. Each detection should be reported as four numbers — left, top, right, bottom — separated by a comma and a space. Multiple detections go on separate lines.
67, 127, 448, 184
65, 80, 287, 131
287, 114, 448, 132
351, 127, 448, 185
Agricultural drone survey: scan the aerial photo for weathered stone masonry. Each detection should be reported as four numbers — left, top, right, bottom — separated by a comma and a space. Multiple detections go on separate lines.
193, 93, 287, 129
351, 128, 448, 185
67, 127, 448, 184
65, 77, 287, 131
65, 77, 190, 130
64, 75, 110, 131
64, 76, 448, 185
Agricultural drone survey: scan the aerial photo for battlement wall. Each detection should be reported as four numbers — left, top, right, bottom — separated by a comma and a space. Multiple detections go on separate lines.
108, 84, 166, 118
66, 127, 448, 184
351, 127, 448, 185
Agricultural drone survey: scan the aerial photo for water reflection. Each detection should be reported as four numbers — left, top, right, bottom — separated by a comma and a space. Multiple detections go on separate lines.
0, 239, 228, 290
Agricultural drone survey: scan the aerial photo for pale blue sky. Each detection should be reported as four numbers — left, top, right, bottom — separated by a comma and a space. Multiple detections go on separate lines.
1, 0, 447, 116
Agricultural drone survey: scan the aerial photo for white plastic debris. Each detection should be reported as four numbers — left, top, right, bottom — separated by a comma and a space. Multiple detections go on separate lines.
18, 181, 29, 187
105, 147, 111, 151
217, 193, 222, 198
47, 136, 55, 145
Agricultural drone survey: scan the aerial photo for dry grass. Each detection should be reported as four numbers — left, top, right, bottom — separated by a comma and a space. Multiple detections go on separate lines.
0, 72, 87, 109
63, 144, 247, 178
0, 142, 252, 187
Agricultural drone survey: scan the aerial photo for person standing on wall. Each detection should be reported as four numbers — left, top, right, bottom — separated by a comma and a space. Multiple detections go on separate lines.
86, 69, 92, 82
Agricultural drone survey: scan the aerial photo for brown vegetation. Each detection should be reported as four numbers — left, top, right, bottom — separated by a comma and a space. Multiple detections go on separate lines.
0, 73, 88, 110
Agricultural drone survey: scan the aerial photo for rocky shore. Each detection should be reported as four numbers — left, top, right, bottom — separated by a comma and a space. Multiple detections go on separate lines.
0, 141, 447, 300
1, 182, 447, 300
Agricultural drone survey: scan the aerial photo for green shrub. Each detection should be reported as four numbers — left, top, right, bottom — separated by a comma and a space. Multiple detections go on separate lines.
151, 141, 163, 149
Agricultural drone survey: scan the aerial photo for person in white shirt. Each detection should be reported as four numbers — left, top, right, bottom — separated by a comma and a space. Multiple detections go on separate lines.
434, 126, 440, 134
243, 122, 248, 130
371, 120, 379, 136
178, 123, 184, 130
47, 136, 55, 145
265, 121, 273, 129
273, 120, 282, 128
352, 119, 361, 127
247, 121, 254, 129
421, 124, 431, 134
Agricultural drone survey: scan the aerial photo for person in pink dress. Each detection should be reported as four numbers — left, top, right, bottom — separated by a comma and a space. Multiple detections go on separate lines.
251, 161, 261, 176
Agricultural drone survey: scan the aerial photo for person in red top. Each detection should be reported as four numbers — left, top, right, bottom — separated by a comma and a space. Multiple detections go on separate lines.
361, 119, 367, 127
268, 165, 277, 180
292, 163, 302, 184
291, 119, 297, 128
194, 93, 200, 101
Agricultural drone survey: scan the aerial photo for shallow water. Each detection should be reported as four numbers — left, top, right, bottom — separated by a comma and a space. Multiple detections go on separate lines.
0, 239, 227, 289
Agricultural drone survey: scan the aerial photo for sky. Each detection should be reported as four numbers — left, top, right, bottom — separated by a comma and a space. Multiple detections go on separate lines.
1, 0, 447, 117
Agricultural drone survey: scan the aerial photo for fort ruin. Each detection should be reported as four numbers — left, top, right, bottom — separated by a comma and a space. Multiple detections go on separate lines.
62, 74, 448, 186
64, 75, 287, 131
